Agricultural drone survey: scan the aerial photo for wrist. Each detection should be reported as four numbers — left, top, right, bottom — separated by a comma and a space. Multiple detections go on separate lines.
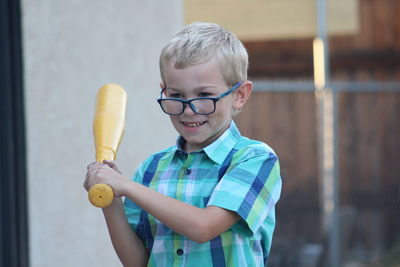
102, 197, 123, 214
119, 179, 133, 197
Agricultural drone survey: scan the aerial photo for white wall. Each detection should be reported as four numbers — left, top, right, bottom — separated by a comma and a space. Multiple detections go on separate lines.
21, 1, 182, 266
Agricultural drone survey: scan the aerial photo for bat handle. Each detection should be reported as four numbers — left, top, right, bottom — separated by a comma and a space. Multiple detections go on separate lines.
89, 148, 116, 208
88, 184, 114, 208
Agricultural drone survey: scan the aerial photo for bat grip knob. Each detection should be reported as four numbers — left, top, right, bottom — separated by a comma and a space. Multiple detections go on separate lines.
88, 184, 114, 208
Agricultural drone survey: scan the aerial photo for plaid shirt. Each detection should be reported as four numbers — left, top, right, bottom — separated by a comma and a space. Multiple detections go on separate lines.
124, 121, 282, 267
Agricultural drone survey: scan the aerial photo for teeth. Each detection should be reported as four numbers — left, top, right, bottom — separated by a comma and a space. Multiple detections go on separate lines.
185, 122, 204, 127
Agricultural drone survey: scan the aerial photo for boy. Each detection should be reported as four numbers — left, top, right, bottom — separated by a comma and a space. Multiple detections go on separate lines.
84, 22, 282, 266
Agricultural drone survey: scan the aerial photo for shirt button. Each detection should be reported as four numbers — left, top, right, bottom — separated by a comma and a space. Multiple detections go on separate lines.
176, 248, 184, 256
184, 168, 192, 175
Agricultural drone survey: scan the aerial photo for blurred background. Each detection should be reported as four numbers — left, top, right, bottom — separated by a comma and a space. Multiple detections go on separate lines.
1, 0, 399, 266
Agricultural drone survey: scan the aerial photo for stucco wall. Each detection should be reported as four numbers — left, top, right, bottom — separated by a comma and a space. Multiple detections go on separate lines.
22, 1, 182, 266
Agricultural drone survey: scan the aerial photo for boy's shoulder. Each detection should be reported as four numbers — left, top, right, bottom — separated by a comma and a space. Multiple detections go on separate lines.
235, 135, 276, 153
234, 135, 278, 159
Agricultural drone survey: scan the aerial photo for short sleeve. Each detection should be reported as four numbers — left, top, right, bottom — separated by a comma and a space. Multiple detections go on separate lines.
206, 146, 282, 235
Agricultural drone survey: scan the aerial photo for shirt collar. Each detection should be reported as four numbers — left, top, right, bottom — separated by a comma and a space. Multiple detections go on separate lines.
174, 120, 241, 165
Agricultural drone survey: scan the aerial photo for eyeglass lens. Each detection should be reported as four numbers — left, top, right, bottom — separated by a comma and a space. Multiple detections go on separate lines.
161, 98, 215, 115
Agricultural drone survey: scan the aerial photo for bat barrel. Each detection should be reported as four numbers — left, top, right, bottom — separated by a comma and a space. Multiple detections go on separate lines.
93, 84, 126, 162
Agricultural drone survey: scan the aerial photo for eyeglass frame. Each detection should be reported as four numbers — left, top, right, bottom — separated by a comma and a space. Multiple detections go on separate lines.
157, 82, 242, 115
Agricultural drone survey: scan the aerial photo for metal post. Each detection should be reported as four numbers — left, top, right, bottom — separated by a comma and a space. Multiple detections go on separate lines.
314, 0, 340, 266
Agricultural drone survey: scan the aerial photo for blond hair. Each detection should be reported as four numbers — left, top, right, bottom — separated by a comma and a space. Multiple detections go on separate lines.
160, 22, 248, 86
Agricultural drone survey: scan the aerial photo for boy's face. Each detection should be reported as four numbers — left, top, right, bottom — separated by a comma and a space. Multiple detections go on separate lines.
161, 58, 238, 152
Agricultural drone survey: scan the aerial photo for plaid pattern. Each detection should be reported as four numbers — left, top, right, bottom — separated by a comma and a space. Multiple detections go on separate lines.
124, 121, 282, 267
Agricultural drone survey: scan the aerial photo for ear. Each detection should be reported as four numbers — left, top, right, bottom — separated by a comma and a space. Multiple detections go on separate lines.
233, 81, 253, 110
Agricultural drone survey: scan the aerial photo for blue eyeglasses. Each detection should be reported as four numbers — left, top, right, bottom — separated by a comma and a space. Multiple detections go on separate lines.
157, 82, 242, 115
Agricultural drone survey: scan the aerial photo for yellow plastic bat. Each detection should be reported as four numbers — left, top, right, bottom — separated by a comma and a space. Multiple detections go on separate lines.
88, 83, 126, 208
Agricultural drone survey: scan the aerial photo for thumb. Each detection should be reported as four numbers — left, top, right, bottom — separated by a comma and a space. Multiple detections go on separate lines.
103, 160, 122, 174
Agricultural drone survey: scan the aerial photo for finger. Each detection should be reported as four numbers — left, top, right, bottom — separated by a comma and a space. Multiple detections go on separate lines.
85, 166, 109, 186
103, 159, 114, 165
87, 161, 102, 171
87, 162, 107, 173
84, 167, 100, 190
86, 168, 97, 180
103, 160, 117, 170
103, 160, 122, 174
83, 177, 90, 191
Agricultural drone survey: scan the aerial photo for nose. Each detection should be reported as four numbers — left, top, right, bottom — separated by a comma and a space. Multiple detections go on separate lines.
182, 102, 197, 115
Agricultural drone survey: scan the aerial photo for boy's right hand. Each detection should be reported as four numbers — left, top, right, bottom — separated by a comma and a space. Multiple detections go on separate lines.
103, 160, 122, 174
84, 161, 129, 198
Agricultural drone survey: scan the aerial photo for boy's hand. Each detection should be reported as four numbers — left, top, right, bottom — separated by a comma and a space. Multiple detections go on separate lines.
103, 159, 122, 174
84, 161, 129, 198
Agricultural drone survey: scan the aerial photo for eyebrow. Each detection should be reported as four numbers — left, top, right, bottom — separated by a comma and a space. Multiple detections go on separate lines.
165, 85, 218, 93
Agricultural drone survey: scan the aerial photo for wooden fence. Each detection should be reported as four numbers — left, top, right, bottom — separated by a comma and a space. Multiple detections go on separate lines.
234, 89, 400, 262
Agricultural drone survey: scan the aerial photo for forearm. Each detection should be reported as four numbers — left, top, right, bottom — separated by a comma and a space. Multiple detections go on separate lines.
124, 181, 239, 243
85, 161, 239, 243
102, 198, 148, 266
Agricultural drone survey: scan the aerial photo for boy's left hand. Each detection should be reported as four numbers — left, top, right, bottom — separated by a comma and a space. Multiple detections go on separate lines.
84, 161, 129, 198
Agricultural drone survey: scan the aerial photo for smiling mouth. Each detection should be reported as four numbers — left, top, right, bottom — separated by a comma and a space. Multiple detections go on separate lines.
181, 121, 206, 127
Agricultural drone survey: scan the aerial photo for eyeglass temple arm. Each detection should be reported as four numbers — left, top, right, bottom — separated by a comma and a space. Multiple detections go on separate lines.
218, 82, 242, 99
